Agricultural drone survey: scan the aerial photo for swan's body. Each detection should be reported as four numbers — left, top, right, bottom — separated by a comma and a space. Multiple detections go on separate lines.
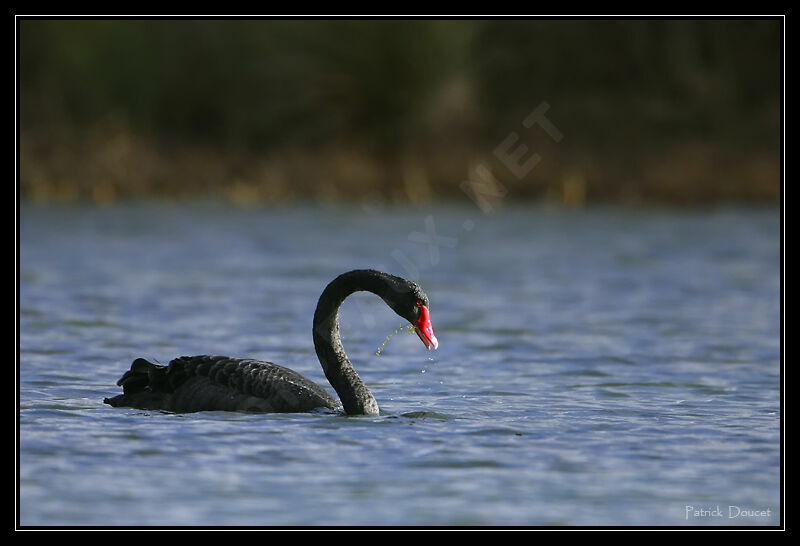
103, 356, 342, 413
104, 270, 437, 416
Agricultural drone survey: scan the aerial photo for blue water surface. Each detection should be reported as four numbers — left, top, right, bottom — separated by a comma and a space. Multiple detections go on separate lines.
18, 203, 781, 526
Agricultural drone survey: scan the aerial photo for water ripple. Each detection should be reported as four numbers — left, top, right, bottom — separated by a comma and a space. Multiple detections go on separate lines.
18, 204, 780, 526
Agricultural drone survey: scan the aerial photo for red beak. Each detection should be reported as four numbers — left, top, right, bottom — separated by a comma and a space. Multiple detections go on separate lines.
414, 305, 439, 350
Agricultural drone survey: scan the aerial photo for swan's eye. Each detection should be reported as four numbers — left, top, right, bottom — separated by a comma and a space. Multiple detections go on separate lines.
415, 300, 422, 307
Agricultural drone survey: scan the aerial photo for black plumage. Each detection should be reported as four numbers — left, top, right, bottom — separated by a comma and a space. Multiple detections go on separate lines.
105, 356, 339, 413
104, 270, 435, 415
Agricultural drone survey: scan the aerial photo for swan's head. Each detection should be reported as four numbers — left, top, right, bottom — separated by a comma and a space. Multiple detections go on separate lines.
383, 277, 438, 351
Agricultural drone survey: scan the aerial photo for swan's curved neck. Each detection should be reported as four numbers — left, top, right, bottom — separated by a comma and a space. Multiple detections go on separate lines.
312, 270, 395, 415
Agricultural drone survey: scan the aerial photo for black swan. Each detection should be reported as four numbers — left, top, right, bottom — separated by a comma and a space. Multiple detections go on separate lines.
103, 270, 438, 416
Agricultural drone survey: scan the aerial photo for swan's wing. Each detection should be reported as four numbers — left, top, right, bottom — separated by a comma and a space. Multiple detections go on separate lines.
105, 356, 340, 413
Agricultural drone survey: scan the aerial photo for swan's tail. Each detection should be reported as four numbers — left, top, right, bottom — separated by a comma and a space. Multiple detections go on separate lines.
103, 358, 171, 408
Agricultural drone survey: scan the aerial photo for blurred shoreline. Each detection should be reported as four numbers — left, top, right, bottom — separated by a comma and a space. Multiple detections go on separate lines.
20, 122, 779, 207
19, 19, 781, 207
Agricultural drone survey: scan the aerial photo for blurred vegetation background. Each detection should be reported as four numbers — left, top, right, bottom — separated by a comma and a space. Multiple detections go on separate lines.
19, 19, 781, 206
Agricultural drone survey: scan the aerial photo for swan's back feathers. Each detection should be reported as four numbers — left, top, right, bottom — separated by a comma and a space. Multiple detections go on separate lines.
104, 356, 340, 413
